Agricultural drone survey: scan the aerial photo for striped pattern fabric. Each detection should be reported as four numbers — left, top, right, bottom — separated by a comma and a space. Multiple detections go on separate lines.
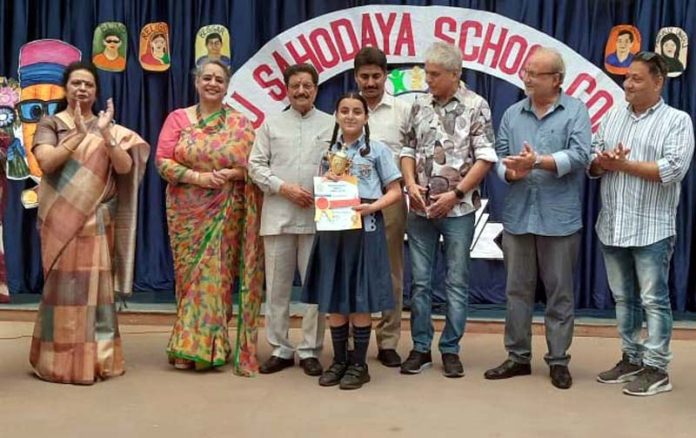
29, 114, 149, 384
594, 100, 695, 247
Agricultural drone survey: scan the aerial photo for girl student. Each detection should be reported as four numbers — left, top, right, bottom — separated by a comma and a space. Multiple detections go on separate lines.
302, 92, 402, 390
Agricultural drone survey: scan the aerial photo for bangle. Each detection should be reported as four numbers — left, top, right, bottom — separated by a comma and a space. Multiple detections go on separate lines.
194, 171, 201, 185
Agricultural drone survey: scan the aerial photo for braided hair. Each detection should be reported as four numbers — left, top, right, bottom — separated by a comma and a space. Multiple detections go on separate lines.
327, 92, 371, 158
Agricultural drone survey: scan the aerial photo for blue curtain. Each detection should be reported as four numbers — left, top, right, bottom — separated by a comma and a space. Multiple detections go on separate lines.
2, 0, 695, 312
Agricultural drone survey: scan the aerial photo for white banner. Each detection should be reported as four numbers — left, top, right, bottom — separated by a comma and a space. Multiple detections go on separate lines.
225, 5, 623, 132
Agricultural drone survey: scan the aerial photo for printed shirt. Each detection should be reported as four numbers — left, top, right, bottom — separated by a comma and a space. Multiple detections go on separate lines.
400, 83, 497, 217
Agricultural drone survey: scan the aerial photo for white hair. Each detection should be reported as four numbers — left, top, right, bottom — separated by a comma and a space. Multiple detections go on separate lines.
424, 41, 463, 73
534, 47, 566, 82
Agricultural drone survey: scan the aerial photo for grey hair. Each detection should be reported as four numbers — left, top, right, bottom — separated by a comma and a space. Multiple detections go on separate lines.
194, 59, 232, 83
534, 47, 566, 82
424, 41, 463, 73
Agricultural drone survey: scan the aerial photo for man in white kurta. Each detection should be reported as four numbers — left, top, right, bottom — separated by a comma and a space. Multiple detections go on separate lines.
249, 63, 334, 376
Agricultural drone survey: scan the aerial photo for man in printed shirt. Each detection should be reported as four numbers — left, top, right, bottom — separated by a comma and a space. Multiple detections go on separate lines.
590, 52, 694, 396
399, 42, 497, 378
353, 47, 412, 367
484, 47, 591, 390
249, 63, 334, 377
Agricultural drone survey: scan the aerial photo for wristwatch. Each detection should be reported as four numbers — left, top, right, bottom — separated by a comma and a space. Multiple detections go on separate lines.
453, 187, 465, 199
533, 154, 542, 169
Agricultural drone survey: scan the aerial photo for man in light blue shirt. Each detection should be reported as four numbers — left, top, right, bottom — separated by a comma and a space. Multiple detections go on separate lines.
484, 47, 591, 389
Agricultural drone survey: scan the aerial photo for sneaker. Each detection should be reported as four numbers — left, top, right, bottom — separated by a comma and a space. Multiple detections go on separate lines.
442, 353, 464, 378
400, 350, 433, 374
339, 364, 370, 390
622, 366, 672, 397
319, 362, 347, 387
597, 354, 643, 384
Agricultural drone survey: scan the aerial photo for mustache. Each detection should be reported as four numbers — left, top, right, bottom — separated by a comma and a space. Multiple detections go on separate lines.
293, 93, 310, 99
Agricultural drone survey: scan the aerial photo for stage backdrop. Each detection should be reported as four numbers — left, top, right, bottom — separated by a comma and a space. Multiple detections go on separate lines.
1, 0, 695, 312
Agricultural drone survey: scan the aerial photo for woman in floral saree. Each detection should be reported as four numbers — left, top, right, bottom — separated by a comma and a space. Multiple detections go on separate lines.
156, 60, 264, 376
29, 62, 149, 384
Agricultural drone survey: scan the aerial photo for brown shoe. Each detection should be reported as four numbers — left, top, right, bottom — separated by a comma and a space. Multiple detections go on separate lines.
259, 356, 294, 374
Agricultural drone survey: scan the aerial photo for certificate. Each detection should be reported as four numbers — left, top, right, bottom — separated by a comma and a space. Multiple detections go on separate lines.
313, 176, 362, 231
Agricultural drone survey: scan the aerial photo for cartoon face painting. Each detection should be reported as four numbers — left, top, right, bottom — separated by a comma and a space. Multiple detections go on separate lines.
93, 22, 127, 72
17, 39, 81, 179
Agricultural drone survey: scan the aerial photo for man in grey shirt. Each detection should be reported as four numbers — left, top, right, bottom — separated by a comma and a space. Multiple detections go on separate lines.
249, 63, 334, 376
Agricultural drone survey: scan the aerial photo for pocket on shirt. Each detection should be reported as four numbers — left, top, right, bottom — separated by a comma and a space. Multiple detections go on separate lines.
539, 130, 568, 153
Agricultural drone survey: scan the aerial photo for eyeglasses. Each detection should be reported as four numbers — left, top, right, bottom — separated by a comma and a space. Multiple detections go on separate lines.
105, 39, 121, 44
520, 69, 559, 79
17, 99, 62, 123
288, 82, 315, 91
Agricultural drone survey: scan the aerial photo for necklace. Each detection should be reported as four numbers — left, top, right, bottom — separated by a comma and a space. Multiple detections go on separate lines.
195, 104, 226, 133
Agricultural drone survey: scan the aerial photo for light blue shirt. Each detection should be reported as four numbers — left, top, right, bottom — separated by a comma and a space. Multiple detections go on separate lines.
322, 135, 401, 200
495, 93, 591, 236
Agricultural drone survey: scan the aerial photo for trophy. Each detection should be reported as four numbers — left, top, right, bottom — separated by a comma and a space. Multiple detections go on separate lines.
426, 175, 449, 205
327, 149, 352, 176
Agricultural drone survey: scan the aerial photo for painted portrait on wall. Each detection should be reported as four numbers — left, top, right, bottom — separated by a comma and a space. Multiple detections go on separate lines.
140, 22, 171, 72
655, 27, 688, 77
93, 22, 128, 72
604, 25, 642, 75
195, 25, 231, 68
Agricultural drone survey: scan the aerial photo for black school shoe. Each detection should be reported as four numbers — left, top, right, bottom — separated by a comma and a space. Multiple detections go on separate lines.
319, 362, 348, 387
339, 364, 371, 390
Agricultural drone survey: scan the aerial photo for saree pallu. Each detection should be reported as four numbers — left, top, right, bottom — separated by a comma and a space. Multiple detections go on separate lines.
29, 114, 149, 384
158, 107, 264, 376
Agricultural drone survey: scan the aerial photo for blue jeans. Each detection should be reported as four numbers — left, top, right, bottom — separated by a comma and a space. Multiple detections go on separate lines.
601, 237, 675, 371
407, 212, 474, 355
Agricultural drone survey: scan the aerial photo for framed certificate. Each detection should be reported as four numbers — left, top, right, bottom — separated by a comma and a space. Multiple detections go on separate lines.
313, 176, 362, 231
